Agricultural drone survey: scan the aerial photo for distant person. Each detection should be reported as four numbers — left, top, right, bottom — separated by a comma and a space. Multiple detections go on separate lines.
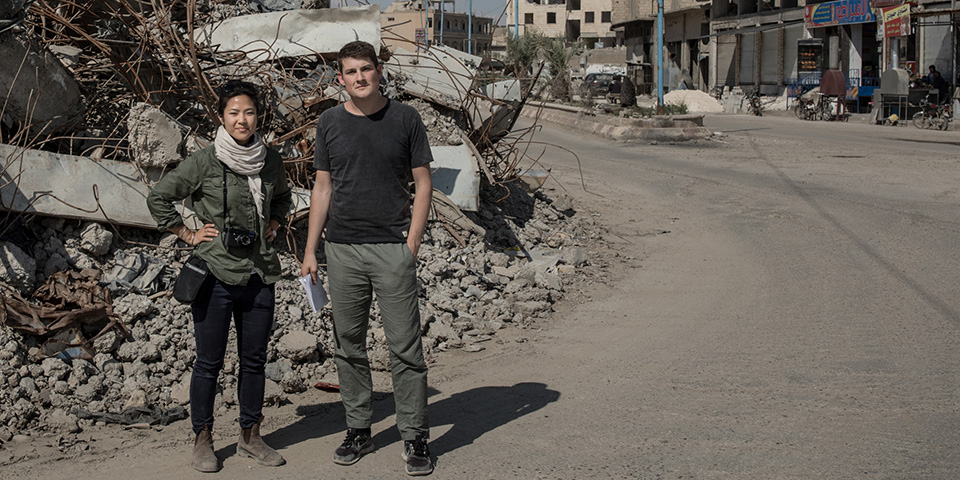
932, 71, 950, 104
147, 80, 292, 472
301, 40, 434, 476
607, 76, 622, 103
926, 65, 940, 85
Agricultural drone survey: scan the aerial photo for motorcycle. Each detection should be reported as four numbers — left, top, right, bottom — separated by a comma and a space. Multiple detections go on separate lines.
912, 95, 952, 131
745, 91, 763, 116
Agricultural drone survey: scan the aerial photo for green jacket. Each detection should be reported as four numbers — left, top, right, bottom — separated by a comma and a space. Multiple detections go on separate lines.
147, 145, 293, 286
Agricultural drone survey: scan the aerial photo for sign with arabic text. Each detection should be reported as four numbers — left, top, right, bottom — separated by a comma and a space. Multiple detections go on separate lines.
882, 5, 910, 38
804, 0, 876, 28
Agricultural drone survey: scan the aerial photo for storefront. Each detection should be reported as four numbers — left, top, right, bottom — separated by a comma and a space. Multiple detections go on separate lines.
803, 0, 881, 108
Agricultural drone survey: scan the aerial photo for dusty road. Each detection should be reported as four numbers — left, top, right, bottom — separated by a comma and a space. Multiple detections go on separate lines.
5, 113, 960, 479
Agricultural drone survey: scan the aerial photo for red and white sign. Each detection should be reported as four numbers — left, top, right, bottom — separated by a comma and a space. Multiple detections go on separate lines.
882, 5, 910, 38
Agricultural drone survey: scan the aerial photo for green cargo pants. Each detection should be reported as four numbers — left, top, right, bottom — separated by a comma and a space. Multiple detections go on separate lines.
324, 242, 429, 440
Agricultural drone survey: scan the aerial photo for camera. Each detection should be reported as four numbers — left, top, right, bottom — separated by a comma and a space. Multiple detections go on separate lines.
223, 228, 257, 248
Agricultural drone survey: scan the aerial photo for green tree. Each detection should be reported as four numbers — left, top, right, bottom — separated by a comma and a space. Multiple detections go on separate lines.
506, 33, 542, 76
540, 36, 572, 101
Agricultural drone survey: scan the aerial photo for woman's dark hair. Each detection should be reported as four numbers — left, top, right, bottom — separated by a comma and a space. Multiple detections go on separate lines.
216, 81, 260, 116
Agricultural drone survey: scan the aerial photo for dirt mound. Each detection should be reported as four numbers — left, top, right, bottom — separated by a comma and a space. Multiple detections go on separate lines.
664, 90, 723, 113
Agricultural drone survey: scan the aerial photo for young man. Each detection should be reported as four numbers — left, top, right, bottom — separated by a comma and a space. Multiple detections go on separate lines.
301, 40, 434, 476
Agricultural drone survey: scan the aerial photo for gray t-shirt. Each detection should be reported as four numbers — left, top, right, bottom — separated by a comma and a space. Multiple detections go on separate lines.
314, 99, 433, 244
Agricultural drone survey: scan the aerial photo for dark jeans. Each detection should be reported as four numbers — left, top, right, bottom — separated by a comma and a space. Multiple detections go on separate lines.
190, 274, 275, 434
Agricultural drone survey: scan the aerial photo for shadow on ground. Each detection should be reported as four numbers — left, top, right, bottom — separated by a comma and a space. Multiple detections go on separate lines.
221, 382, 560, 460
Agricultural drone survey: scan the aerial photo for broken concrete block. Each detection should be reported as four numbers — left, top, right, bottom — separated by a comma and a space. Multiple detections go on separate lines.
79, 223, 114, 256
483, 79, 521, 102
430, 145, 480, 212
113, 294, 156, 322
0, 241, 35, 294
277, 331, 317, 363
535, 272, 563, 291
198, 6, 381, 61
0, 0, 28, 19
552, 194, 575, 212
127, 102, 189, 169
560, 246, 587, 267
123, 389, 147, 410
0, 144, 155, 228
0, 34, 82, 132
45, 409, 81, 434
170, 373, 191, 405
117, 341, 160, 363
386, 45, 480, 105
48, 44, 83, 68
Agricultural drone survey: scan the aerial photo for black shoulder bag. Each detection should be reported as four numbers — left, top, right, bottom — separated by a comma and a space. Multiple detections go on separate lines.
172, 254, 209, 304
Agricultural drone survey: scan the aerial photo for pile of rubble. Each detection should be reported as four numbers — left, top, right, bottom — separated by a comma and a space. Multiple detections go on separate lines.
0, 178, 606, 435
0, 0, 608, 439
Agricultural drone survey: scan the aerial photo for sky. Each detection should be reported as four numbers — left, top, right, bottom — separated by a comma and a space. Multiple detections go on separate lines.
360, 0, 511, 24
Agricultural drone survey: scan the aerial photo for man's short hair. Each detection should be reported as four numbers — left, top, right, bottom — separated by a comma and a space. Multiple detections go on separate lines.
337, 41, 379, 72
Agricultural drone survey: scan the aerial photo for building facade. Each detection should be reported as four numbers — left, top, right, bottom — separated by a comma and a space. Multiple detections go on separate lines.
612, 0, 709, 94
506, 0, 622, 47
382, 1, 494, 56
613, 0, 956, 105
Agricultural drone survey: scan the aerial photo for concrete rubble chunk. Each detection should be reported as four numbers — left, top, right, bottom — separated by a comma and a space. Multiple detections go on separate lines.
0, 240, 36, 294
561, 246, 588, 267
79, 223, 114, 256
0, 34, 83, 133
430, 145, 480, 212
277, 331, 317, 363
46, 409, 81, 434
127, 103, 189, 169
535, 272, 563, 292
483, 79, 522, 102
113, 294, 156, 322
0, 144, 155, 228
385, 45, 480, 105
197, 6, 381, 61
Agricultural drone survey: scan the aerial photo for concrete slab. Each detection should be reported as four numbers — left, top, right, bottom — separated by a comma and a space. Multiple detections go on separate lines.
385, 45, 480, 105
197, 6, 380, 61
483, 79, 521, 102
0, 144, 155, 228
0, 34, 82, 132
430, 144, 480, 212
0, 145, 314, 229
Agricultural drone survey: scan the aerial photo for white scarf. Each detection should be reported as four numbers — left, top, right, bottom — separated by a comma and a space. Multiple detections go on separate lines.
214, 125, 267, 219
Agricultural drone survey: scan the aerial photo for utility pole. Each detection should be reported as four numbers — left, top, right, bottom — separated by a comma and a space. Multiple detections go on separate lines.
657, 0, 664, 114
439, 0, 444, 46
953, 0, 956, 85
515, 0, 519, 39
468, 0, 473, 54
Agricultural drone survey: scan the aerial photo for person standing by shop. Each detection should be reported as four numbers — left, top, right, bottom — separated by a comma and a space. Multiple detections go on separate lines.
300, 40, 434, 476
147, 81, 292, 473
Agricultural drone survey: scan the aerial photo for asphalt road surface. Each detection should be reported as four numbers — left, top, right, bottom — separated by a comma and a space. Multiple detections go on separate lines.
5, 113, 960, 479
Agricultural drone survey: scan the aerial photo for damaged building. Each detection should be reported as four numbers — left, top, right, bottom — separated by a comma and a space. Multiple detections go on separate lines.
0, 0, 607, 436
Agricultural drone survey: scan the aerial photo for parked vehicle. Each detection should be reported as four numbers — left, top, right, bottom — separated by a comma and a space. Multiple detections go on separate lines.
579, 73, 615, 98
912, 94, 952, 130
794, 90, 846, 122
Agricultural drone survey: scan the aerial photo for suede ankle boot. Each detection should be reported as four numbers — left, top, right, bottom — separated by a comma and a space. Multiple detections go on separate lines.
237, 417, 285, 466
192, 424, 219, 473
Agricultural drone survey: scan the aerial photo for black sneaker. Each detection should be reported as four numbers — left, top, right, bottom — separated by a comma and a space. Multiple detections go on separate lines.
401, 435, 433, 476
333, 428, 374, 465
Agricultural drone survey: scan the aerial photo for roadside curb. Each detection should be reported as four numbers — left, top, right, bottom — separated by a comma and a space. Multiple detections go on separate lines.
521, 102, 712, 142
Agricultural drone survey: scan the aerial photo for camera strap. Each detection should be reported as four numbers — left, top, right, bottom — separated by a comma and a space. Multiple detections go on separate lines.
221, 164, 259, 234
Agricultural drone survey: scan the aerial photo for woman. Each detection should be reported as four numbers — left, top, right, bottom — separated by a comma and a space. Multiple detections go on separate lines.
147, 81, 292, 472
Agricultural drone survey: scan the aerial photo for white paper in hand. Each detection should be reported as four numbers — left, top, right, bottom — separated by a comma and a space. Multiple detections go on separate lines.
299, 274, 329, 313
